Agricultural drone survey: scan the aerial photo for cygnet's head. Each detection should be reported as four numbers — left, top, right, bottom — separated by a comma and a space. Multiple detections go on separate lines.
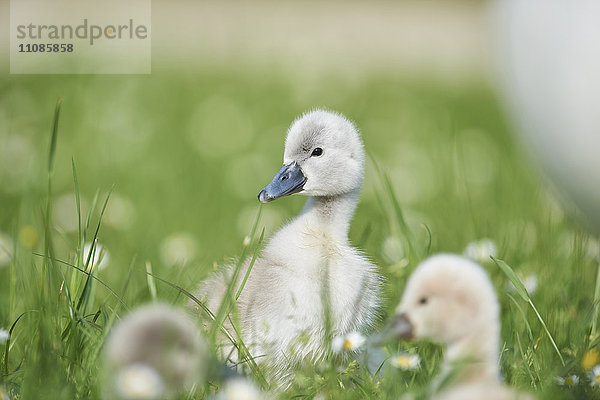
258, 109, 364, 203
104, 303, 208, 398
390, 254, 500, 346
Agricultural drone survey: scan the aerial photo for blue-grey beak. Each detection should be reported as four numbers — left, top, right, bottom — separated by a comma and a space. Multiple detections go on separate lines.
371, 313, 414, 346
258, 161, 307, 203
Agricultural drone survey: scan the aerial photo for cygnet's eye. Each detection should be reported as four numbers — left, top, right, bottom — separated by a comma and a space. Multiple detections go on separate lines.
311, 147, 323, 157
418, 297, 428, 305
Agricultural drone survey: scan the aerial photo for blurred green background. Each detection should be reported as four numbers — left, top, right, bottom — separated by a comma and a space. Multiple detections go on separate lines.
1, 1, 599, 399
0, 69, 550, 302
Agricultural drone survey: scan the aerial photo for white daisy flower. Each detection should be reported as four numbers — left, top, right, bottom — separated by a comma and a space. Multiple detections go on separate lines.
83, 242, 110, 270
344, 332, 366, 350
159, 233, 197, 266
0, 232, 14, 267
217, 378, 262, 400
115, 363, 165, 399
555, 374, 579, 386
332, 332, 366, 353
389, 352, 421, 371
589, 365, 600, 386
463, 239, 497, 263
105, 194, 135, 230
53, 193, 82, 233
0, 328, 10, 343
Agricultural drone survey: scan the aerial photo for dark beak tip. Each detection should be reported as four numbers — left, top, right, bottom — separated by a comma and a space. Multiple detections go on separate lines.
399, 331, 414, 341
370, 314, 413, 347
257, 189, 269, 203
394, 313, 414, 341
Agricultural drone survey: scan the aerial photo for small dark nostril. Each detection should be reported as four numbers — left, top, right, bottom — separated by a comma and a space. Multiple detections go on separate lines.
281, 175, 288, 181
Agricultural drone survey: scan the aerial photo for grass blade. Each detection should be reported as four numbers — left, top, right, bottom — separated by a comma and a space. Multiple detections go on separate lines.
77, 186, 114, 312
2, 312, 28, 376
32, 252, 128, 310
72, 158, 82, 263
41, 98, 63, 295
146, 261, 158, 301
235, 228, 264, 301
493, 257, 565, 366
48, 98, 62, 173
527, 298, 565, 366
146, 272, 243, 352
507, 293, 534, 342
494, 258, 529, 302
382, 172, 416, 263
210, 206, 262, 339
369, 155, 417, 264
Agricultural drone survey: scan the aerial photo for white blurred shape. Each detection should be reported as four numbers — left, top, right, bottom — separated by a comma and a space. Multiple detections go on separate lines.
463, 238, 497, 264
105, 194, 136, 230
523, 274, 538, 295
507, 273, 538, 296
389, 142, 439, 204
83, 242, 110, 270
0, 135, 35, 194
216, 378, 263, 400
104, 304, 208, 398
159, 233, 197, 266
494, 0, 600, 231
0, 232, 14, 267
587, 237, 600, 259
331, 331, 366, 353
53, 193, 84, 233
382, 236, 404, 264
0, 328, 9, 343
389, 352, 421, 371
115, 363, 165, 400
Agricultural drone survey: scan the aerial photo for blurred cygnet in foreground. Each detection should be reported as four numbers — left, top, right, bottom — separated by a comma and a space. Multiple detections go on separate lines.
104, 303, 208, 399
384, 254, 533, 400
494, 0, 600, 232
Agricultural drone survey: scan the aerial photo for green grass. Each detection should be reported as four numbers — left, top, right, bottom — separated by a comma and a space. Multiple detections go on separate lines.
1, 67, 599, 399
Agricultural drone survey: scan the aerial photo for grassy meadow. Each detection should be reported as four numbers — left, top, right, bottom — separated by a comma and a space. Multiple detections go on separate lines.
0, 67, 599, 399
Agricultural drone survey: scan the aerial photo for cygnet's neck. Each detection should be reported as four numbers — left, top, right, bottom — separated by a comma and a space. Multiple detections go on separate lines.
298, 188, 360, 239
442, 324, 501, 385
